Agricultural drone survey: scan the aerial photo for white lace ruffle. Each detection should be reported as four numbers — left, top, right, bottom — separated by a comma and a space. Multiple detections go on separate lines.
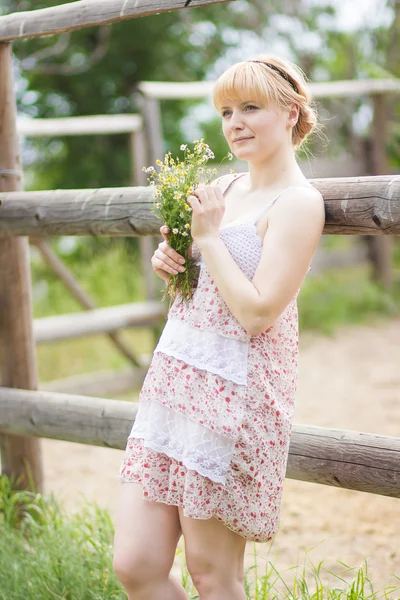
154, 317, 248, 385
128, 399, 236, 484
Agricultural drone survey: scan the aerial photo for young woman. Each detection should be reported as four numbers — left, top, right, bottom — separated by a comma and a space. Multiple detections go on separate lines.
113, 55, 325, 600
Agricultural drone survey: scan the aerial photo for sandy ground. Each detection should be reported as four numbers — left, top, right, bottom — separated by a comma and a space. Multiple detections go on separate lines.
42, 318, 400, 597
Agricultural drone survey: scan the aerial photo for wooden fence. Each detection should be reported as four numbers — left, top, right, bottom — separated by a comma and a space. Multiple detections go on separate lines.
0, 0, 399, 502
0, 0, 231, 42
1, 176, 399, 237
0, 386, 399, 499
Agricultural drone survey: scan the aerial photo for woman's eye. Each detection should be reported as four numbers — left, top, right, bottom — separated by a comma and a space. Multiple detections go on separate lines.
221, 106, 257, 116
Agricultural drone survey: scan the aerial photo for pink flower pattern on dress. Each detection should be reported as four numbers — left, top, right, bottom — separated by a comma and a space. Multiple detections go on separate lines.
119, 174, 318, 542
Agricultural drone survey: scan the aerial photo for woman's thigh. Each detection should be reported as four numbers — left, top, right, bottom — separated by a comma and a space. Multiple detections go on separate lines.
113, 482, 183, 579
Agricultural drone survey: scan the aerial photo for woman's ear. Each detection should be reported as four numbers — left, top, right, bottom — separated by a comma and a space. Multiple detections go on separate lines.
287, 103, 299, 128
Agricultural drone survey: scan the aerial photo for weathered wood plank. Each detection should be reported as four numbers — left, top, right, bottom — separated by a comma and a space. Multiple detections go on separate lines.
316, 175, 400, 234
0, 43, 43, 490
0, 387, 135, 449
0, 387, 399, 498
0, 176, 399, 237
286, 424, 400, 497
17, 114, 142, 137
0, 0, 232, 42
137, 78, 400, 100
367, 94, 393, 290
34, 301, 167, 343
0, 186, 154, 237
135, 96, 163, 303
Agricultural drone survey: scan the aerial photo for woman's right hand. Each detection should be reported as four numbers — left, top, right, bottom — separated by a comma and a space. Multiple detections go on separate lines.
151, 225, 190, 283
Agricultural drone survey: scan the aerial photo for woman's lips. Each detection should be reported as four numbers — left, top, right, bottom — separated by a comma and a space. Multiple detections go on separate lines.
233, 137, 253, 143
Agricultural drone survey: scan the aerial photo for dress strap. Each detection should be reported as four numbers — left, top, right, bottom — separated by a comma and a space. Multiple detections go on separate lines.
252, 184, 319, 226
222, 172, 247, 197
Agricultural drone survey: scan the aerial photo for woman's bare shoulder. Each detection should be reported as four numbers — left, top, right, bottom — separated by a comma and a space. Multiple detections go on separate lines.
267, 185, 325, 235
272, 184, 324, 211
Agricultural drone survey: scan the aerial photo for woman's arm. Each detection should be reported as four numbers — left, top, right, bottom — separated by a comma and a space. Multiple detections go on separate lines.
250, 187, 325, 333
195, 186, 325, 335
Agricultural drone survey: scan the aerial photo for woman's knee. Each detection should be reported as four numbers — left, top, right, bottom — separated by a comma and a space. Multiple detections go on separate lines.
187, 548, 243, 589
113, 548, 168, 589
186, 554, 215, 593
183, 522, 246, 595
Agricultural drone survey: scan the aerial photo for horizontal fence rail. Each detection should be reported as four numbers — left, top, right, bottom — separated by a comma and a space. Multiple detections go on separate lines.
17, 114, 142, 137
138, 78, 400, 100
34, 301, 167, 343
0, 386, 399, 498
0, 0, 232, 42
0, 176, 399, 237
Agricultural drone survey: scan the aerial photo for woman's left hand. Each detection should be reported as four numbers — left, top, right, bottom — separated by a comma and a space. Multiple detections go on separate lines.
188, 183, 225, 244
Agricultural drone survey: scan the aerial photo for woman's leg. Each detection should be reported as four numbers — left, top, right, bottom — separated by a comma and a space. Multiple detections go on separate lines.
178, 507, 247, 600
113, 482, 189, 600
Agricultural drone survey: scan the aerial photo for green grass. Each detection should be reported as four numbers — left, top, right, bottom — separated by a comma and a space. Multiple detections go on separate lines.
298, 264, 400, 335
31, 239, 147, 319
0, 474, 398, 600
0, 474, 122, 600
37, 329, 155, 383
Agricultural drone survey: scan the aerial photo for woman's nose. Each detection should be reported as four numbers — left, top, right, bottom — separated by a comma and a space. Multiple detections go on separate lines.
230, 111, 245, 128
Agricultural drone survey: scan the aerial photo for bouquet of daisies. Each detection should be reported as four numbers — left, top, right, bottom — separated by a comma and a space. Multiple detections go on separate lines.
143, 139, 233, 308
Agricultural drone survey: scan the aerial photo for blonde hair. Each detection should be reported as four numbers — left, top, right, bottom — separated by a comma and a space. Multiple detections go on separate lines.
212, 55, 319, 150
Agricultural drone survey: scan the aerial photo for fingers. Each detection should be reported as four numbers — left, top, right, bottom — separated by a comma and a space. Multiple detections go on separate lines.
208, 183, 223, 203
157, 244, 185, 267
192, 185, 207, 203
160, 224, 169, 240
153, 254, 185, 275
154, 226, 186, 275
193, 184, 222, 204
214, 185, 224, 202
159, 227, 185, 262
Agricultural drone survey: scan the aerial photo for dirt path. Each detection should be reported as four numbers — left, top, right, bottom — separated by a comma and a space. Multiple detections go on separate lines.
42, 318, 400, 596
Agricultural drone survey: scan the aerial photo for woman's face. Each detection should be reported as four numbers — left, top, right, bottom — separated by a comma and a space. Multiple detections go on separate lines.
220, 98, 293, 163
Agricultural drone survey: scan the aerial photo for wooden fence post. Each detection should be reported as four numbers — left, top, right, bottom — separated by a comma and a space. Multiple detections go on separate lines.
130, 126, 159, 303
133, 93, 167, 345
364, 93, 393, 290
0, 42, 43, 491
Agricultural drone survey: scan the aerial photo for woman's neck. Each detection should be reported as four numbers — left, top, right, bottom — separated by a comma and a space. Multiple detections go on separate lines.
247, 148, 305, 192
